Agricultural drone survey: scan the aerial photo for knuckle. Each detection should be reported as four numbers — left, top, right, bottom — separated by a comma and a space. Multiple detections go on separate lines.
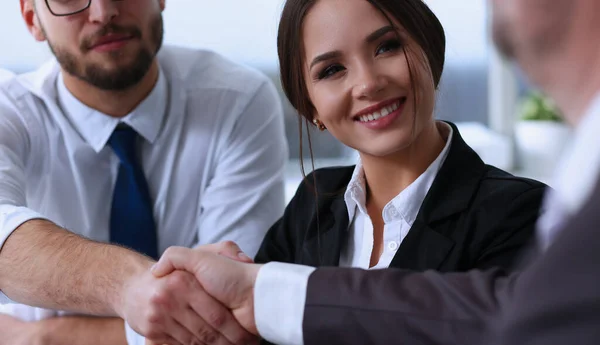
163, 246, 181, 257
221, 240, 238, 252
198, 328, 219, 344
166, 271, 190, 289
143, 327, 164, 342
146, 308, 162, 324
206, 310, 227, 329
149, 290, 173, 312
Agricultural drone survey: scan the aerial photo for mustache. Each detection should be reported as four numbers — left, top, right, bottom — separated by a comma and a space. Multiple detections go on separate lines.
81, 24, 142, 51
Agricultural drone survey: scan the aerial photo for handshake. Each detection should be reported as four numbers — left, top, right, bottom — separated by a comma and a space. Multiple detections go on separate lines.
120, 242, 263, 345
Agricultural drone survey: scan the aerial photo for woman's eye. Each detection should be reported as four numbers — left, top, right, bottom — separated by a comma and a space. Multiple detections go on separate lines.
317, 64, 345, 80
376, 39, 403, 55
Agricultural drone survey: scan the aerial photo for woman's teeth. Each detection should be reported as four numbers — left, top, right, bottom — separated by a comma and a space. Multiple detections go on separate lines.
358, 101, 401, 123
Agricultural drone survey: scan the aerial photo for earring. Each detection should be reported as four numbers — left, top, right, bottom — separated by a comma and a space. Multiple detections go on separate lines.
312, 119, 326, 131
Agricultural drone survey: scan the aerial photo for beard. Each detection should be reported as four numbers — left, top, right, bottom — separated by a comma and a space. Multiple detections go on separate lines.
46, 13, 164, 91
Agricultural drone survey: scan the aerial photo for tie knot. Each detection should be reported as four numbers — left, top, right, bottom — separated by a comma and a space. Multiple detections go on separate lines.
108, 126, 139, 165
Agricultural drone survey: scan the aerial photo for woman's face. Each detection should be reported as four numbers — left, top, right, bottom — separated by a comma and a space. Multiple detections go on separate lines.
302, 0, 436, 158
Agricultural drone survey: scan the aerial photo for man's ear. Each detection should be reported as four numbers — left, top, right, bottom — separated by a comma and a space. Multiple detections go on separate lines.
21, 0, 47, 42
158, 0, 166, 11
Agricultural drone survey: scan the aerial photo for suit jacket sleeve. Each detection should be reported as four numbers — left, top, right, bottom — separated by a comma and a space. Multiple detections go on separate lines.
303, 265, 515, 345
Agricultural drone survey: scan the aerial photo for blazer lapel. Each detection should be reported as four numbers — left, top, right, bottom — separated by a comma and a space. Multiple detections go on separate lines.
390, 219, 455, 270
425, 122, 487, 222
301, 194, 349, 267
390, 122, 486, 270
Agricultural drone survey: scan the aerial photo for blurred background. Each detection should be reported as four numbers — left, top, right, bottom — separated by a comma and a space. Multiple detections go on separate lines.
0, 0, 568, 200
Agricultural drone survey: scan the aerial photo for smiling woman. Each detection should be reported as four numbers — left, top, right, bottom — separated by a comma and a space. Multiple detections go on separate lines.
254, 0, 547, 320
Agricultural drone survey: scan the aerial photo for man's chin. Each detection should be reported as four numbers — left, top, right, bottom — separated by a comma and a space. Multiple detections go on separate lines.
75, 66, 147, 91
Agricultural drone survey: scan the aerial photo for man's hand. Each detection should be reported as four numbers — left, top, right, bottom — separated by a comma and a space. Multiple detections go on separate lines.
120, 242, 257, 345
152, 242, 263, 335
0, 314, 46, 345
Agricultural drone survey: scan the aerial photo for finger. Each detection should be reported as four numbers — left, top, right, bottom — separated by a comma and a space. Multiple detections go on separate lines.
152, 246, 197, 278
162, 317, 195, 345
175, 305, 233, 345
212, 241, 254, 263
188, 286, 256, 345
173, 275, 235, 345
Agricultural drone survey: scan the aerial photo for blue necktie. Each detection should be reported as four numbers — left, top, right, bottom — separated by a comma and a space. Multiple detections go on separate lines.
108, 127, 159, 259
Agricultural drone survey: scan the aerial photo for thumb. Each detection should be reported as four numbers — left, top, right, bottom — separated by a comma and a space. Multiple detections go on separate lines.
151, 246, 197, 278
211, 241, 254, 263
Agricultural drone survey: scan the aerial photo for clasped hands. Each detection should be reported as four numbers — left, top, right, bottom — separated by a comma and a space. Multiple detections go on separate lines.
120, 242, 263, 345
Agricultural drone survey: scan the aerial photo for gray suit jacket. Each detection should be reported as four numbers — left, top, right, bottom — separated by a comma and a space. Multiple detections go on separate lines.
303, 178, 600, 345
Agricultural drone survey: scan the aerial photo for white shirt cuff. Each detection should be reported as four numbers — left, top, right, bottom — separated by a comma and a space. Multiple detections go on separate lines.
125, 321, 146, 345
255, 262, 316, 345
0, 205, 49, 303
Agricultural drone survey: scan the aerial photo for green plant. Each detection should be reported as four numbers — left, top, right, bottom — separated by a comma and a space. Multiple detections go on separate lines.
518, 91, 563, 122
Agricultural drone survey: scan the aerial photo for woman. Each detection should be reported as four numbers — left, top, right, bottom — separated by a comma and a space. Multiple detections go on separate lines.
256, 0, 545, 273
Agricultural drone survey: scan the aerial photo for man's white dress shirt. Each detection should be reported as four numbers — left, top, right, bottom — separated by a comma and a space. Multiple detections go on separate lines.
0, 46, 288, 335
256, 122, 453, 344
254, 94, 600, 345
536, 94, 600, 250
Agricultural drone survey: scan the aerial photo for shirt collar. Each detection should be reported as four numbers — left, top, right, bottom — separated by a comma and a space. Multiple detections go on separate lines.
344, 121, 454, 226
550, 92, 600, 215
344, 160, 368, 223
56, 66, 168, 152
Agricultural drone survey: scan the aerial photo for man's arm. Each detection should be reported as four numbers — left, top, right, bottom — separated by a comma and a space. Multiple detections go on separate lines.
0, 314, 126, 345
0, 225, 256, 345
0, 220, 151, 316
302, 267, 512, 345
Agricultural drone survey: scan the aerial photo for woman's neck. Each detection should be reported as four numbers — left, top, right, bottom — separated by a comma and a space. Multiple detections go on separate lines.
361, 121, 447, 212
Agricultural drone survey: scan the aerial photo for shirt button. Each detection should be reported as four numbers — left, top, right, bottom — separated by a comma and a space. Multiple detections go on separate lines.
388, 241, 398, 251
387, 207, 399, 219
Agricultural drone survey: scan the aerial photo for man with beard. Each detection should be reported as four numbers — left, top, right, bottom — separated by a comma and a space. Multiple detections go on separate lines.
0, 0, 286, 344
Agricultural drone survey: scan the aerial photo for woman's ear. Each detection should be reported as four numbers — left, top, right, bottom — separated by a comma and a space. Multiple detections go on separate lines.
21, 0, 46, 42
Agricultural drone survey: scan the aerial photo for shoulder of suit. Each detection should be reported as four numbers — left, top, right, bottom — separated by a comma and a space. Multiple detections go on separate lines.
157, 45, 273, 96
479, 164, 548, 195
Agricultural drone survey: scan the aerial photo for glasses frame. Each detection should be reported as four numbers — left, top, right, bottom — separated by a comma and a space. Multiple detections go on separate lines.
45, 0, 91, 17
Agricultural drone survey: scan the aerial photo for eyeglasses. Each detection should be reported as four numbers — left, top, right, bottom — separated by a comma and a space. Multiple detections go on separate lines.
45, 0, 123, 17
45, 0, 92, 17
